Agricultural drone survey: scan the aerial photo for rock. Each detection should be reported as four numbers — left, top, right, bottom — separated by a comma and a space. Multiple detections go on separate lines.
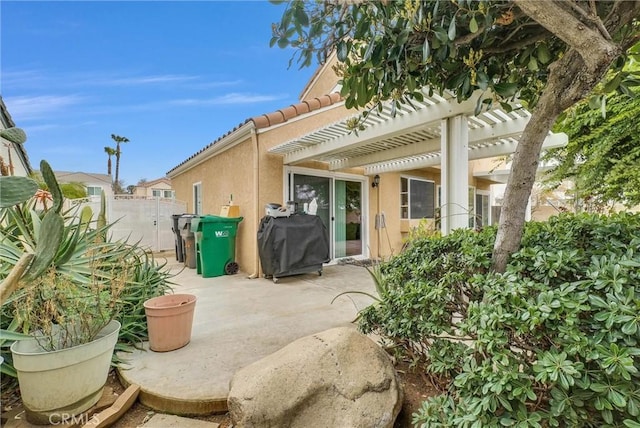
228, 327, 402, 428
140, 414, 220, 428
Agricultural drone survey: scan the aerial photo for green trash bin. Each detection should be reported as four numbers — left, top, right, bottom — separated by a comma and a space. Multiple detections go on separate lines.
191, 215, 243, 278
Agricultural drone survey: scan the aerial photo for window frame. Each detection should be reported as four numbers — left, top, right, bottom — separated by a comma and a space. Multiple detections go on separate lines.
193, 182, 202, 215
400, 176, 436, 220
86, 186, 102, 197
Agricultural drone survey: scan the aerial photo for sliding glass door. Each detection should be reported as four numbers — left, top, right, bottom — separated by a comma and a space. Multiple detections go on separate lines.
335, 180, 362, 258
289, 172, 364, 260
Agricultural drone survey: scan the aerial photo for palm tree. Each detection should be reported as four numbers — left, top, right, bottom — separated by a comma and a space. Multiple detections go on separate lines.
110, 134, 129, 188
104, 146, 116, 176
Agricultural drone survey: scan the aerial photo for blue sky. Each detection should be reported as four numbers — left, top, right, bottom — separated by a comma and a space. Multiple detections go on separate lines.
1, 1, 318, 186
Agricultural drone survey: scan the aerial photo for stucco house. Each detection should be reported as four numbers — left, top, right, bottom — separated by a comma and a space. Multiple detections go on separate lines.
133, 177, 175, 199
54, 171, 114, 201
0, 96, 31, 177
167, 54, 567, 277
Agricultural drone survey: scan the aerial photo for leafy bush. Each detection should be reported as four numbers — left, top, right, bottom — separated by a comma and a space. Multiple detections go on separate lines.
359, 213, 640, 427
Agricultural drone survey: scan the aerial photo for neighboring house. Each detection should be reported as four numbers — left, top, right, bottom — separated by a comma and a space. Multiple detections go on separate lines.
167, 53, 567, 276
0, 96, 32, 177
54, 171, 114, 200
133, 177, 175, 199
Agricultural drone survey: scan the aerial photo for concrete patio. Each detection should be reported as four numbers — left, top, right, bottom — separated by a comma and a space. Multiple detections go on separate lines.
117, 259, 377, 415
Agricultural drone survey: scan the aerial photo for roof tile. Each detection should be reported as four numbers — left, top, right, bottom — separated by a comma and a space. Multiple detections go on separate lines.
264, 111, 285, 127
279, 106, 298, 121
168, 92, 342, 175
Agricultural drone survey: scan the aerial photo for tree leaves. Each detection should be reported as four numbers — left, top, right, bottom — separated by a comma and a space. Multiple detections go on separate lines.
363, 213, 640, 427
469, 16, 479, 34
448, 16, 457, 40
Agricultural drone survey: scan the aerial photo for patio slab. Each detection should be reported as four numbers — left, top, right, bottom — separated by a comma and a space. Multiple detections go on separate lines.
117, 260, 377, 416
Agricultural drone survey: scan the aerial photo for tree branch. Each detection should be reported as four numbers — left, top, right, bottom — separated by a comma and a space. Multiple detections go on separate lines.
454, 24, 486, 46
563, 0, 612, 41
588, 0, 612, 41
603, 1, 640, 41
514, 0, 619, 73
483, 31, 549, 55
498, 21, 543, 47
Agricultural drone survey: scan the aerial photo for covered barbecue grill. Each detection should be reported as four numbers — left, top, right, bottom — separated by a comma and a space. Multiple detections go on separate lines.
257, 214, 330, 283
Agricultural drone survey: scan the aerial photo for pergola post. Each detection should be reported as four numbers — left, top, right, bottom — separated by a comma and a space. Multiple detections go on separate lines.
440, 115, 469, 235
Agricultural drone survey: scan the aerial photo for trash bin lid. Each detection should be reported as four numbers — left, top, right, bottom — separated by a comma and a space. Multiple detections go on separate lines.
179, 214, 199, 230
190, 217, 201, 233
199, 215, 243, 223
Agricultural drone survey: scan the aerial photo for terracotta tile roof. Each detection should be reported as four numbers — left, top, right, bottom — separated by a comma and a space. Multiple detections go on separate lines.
248, 92, 342, 129
167, 93, 343, 176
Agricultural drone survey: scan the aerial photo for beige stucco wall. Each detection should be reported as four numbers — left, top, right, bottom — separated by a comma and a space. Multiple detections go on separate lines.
300, 54, 340, 101
134, 180, 173, 198
170, 138, 258, 275
170, 52, 507, 272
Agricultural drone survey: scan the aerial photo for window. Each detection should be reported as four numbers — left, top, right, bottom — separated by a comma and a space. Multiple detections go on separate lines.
153, 189, 174, 198
468, 187, 491, 228
86, 186, 102, 196
468, 187, 476, 228
475, 192, 490, 228
401, 177, 435, 219
193, 182, 202, 215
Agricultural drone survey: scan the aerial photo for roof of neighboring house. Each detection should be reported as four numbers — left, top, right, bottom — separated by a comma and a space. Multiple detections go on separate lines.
166, 92, 342, 176
0, 96, 32, 175
137, 177, 172, 188
54, 171, 113, 186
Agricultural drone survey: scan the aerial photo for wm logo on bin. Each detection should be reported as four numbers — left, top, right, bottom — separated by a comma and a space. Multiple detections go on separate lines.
215, 230, 230, 238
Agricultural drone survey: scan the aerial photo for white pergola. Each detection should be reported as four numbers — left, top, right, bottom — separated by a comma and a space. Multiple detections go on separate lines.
269, 89, 567, 234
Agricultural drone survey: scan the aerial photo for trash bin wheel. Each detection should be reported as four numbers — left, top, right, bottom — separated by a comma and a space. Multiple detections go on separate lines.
225, 261, 239, 275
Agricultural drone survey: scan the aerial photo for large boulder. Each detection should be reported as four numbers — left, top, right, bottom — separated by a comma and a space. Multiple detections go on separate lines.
228, 327, 402, 428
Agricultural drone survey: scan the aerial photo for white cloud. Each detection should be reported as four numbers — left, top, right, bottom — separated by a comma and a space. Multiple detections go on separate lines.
93, 74, 200, 86
3, 95, 85, 121
1, 70, 48, 88
172, 92, 287, 106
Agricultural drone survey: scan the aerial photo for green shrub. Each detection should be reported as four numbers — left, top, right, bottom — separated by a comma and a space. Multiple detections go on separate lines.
359, 212, 640, 427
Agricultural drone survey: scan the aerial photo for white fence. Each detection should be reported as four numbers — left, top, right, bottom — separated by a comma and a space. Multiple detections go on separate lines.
65, 196, 187, 252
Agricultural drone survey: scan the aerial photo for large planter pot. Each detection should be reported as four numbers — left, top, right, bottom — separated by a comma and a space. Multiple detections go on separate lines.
144, 294, 196, 352
10, 319, 121, 425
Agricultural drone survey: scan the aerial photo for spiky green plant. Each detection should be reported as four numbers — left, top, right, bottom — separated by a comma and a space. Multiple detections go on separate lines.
0, 128, 173, 377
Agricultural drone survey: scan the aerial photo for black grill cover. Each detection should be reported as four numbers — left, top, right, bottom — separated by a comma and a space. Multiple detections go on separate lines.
257, 215, 330, 277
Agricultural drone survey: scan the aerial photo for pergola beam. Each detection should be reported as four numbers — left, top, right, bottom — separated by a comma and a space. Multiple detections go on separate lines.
329, 113, 533, 170
364, 132, 567, 175
282, 94, 481, 165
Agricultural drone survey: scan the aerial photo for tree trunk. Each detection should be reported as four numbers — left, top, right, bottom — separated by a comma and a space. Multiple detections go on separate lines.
115, 146, 121, 188
107, 157, 112, 176
492, 47, 618, 272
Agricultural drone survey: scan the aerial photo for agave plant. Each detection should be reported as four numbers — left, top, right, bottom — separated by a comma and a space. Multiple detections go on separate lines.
0, 128, 173, 377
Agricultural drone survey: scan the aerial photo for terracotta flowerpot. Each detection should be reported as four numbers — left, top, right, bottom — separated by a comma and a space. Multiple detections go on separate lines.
144, 294, 197, 352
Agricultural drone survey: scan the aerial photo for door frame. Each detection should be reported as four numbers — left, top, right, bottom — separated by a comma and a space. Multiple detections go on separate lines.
284, 166, 370, 261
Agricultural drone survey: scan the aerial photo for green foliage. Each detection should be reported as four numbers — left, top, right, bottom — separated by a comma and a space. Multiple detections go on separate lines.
545, 92, 640, 209
0, 176, 38, 208
0, 127, 27, 145
360, 213, 640, 427
29, 171, 88, 200
272, 1, 637, 117
0, 159, 173, 376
